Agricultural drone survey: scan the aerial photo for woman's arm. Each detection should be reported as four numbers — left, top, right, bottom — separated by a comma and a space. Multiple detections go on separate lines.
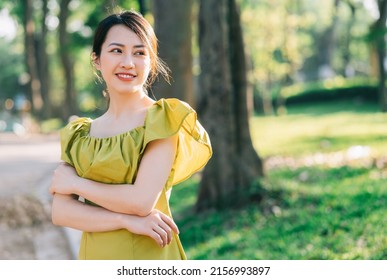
51, 193, 178, 247
51, 135, 178, 216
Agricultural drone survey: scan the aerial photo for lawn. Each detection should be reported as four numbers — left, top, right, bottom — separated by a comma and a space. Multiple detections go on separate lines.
170, 100, 387, 260
250, 101, 387, 158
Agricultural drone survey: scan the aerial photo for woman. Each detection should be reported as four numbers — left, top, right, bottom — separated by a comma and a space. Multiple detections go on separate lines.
50, 10, 212, 260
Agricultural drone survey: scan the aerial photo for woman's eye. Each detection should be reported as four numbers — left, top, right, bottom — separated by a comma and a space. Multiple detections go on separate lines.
135, 50, 146, 56
110, 48, 122, 53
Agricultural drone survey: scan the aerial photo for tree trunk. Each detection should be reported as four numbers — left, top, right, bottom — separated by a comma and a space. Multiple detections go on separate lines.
152, 0, 194, 106
317, 0, 340, 79
22, 0, 43, 116
196, 0, 264, 211
342, 1, 356, 77
228, 0, 262, 184
59, 0, 77, 120
36, 0, 52, 119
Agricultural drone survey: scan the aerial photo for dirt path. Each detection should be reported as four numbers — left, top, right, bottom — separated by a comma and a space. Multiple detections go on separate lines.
0, 133, 73, 259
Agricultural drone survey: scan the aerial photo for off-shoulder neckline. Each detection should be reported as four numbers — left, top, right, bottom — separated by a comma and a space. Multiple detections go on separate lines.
85, 100, 160, 140
85, 120, 145, 140
70, 98, 184, 140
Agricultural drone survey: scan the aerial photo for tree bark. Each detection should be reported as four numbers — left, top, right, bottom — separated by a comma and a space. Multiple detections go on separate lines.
317, 0, 340, 79
36, 0, 52, 118
341, 1, 357, 77
152, 0, 194, 106
22, 0, 43, 116
59, 0, 78, 120
196, 0, 263, 211
228, 0, 263, 187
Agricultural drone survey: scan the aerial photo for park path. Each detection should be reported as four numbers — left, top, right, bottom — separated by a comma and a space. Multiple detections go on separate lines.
0, 132, 79, 259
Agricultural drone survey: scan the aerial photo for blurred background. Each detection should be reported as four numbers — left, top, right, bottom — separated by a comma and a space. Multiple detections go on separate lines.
0, 0, 386, 259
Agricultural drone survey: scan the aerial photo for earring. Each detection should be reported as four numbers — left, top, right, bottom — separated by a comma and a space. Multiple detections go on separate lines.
103, 88, 110, 98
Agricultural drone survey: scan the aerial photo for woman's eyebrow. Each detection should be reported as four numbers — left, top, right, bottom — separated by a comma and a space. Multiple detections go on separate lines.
108, 42, 125, 47
107, 42, 145, 48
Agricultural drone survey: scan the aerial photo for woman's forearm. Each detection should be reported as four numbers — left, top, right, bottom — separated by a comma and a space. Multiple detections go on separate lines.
51, 193, 126, 232
75, 178, 149, 216
51, 193, 179, 247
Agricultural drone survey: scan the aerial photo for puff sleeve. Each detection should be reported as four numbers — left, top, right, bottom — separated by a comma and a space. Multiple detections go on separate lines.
142, 98, 212, 186
60, 117, 91, 167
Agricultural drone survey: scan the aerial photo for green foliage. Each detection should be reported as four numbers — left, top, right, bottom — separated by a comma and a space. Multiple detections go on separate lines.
278, 77, 378, 105
0, 1, 144, 120
240, 0, 374, 104
0, 0, 381, 119
40, 118, 64, 133
170, 101, 387, 259
280, 77, 377, 98
0, 37, 24, 100
241, 0, 310, 87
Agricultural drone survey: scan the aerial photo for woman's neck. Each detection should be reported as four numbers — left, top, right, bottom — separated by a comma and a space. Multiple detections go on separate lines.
106, 90, 154, 118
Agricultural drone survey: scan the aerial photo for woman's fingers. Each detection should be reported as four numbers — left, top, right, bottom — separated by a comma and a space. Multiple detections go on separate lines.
150, 224, 169, 247
155, 225, 168, 247
157, 213, 179, 246
157, 222, 172, 245
151, 230, 164, 247
160, 213, 179, 234
140, 210, 180, 247
157, 212, 180, 245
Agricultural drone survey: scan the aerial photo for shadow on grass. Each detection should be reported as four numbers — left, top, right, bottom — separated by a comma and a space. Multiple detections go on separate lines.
171, 165, 387, 260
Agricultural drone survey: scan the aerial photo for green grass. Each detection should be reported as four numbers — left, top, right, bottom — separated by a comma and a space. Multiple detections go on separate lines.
251, 101, 387, 157
170, 100, 387, 260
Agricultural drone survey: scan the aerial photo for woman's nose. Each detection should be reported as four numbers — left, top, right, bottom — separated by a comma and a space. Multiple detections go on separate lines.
121, 55, 134, 69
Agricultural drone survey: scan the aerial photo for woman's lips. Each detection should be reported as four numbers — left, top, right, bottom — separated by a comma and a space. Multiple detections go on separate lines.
116, 73, 136, 81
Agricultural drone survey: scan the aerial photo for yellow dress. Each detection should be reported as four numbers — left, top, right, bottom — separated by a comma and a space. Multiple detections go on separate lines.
60, 98, 212, 260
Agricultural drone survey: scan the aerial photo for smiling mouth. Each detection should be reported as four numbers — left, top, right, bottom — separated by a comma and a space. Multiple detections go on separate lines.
116, 73, 136, 79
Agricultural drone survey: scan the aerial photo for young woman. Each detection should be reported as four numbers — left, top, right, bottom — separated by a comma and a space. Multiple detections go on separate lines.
50, 10, 212, 260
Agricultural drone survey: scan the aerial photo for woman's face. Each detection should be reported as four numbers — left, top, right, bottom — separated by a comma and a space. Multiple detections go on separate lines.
94, 24, 151, 96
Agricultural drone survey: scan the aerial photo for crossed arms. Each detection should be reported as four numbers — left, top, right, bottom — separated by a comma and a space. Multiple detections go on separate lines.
50, 135, 179, 247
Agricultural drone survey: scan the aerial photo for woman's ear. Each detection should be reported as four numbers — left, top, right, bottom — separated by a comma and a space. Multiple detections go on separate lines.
92, 52, 101, 70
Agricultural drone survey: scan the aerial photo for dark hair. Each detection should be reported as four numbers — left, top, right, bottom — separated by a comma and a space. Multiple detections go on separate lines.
92, 10, 169, 89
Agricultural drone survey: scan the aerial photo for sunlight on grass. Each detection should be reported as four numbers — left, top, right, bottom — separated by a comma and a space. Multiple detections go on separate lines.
171, 165, 387, 260
170, 101, 387, 260
251, 101, 387, 157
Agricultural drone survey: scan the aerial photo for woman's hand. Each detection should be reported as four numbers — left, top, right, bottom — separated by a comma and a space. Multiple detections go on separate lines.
50, 162, 79, 195
123, 209, 179, 247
